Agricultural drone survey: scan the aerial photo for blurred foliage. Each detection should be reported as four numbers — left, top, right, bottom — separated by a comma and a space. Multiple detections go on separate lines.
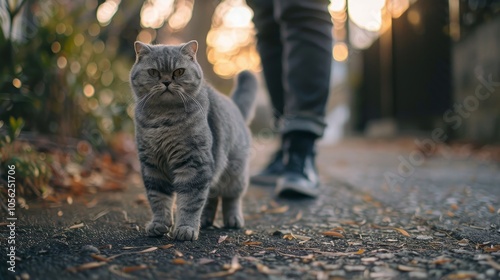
0, 117, 53, 203
0, 0, 134, 147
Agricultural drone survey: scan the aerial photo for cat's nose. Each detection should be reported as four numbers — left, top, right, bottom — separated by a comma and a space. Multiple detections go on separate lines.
162, 81, 171, 87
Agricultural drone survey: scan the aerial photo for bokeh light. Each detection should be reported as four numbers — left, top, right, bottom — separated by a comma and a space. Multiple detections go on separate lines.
97, 0, 121, 26
207, 0, 260, 79
333, 42, 349, 62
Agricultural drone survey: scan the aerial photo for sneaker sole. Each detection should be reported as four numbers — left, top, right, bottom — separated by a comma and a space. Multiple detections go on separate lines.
275, 178, 319, 198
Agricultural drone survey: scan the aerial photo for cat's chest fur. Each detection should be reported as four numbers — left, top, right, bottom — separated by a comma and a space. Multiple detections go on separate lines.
136, 115, 213, 183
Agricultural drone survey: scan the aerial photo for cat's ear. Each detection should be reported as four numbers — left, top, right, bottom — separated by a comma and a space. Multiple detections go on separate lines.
134, 41, 151, 56
180, 40, 198, 60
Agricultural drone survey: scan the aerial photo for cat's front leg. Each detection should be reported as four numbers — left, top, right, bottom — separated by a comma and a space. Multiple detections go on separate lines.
143, 175, 175, 237
171, 185, 209, 241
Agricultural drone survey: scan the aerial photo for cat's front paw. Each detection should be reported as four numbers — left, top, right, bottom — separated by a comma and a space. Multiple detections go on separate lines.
224, 213, 244, 229
146, 221, 170, 237
171, 225, 199, 241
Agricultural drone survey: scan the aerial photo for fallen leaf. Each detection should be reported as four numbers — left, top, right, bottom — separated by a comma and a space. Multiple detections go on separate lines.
263, 205, 289, 214
487, 204, 495, 213
139, 247, 158, 253
393, 227, 411, 237
432, 258, 452, 265
243, 241, 262, 246
458, 239, 469, 246
450, 203, 459, 211
289, 210, 303, 223
90, 254, 110, 262
294, 234, 312, 244
398, 264, 423, 272
202, 255, 241, 278
486, 257, 500, 270
443, 271, 478, 279
256, 263, 281, 275
91, 210, 110, 221
218, 235, 228, 244
355, 249, 365, 255
483, 245, 500, 253
122, 264, 148, 273
330, 227, 346, 233
322, 231, 345, 238
108, 265, 134, 279
108, 247, 158, 260
283, 234, 295, 240
159, 244, 174, 249
244, 230, 254, 236
174, 250, 183, 257
172, 258, 187, 265
68, 223, 84, 229
199, 258, 215, 265
99, 244, 112, 250
67, 262, 107, 273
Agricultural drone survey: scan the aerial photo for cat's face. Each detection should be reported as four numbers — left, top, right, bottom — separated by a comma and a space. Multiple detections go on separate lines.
129, 41, 202, 109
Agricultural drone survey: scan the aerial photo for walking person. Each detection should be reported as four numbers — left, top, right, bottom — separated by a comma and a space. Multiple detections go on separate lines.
246, 0, 333, 198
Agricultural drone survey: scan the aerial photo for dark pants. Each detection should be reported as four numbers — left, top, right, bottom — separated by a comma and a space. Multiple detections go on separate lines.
247, 0, 333, 137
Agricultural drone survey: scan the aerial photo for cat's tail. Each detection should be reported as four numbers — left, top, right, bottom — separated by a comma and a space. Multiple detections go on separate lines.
232, 70, 258, 123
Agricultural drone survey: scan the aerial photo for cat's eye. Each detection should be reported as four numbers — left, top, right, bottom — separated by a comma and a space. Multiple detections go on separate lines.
147, 69, 160, 78
173, 68, 185, 78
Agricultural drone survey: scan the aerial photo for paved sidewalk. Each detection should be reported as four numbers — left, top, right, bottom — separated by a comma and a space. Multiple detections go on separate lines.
2, 138, 500, 279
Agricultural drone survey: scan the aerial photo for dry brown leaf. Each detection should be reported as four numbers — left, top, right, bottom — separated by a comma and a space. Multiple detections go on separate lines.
322, 231, 345, 238
174, 250, 183, 257
68, 223, 84, 229
122, 264, 148, 273
397, 264, 423, 272
202, 255, 241, 278
139, 247, 158, 253
487, 204, 495, 213
294, 234, 312, 244
355, 249, 365, 255
108, 265, 134, 279
108, 247, 158, 260
450, 203, 459, 211
432, 258, 452, 265
159, 244, 174, 249
67, 261, 107, 273
393, 227, 411, 237
483, 245, 500, 253
243, 241, 262, 246
330, 227, 346, 233
90, 254, 110, 262
244, 230, 254, 236
256, 263, 281, 275
172, 258, 187, 265
443, 272, 478, 279
199, 258, 215, 265
289, 210, 303, 223
218, 235, 228, 244
263, 205, 289, 214
485, 257, 500, 270
283, 234, 295, 240
447, 211, 455, 217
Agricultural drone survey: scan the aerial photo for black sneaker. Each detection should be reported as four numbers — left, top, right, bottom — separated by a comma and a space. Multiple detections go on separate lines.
250, 150, 284, 185
275, 131, 320, 198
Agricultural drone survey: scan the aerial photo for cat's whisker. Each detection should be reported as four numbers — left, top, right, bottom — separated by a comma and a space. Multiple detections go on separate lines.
177, 92, 189, 113
184, 93, 206, 116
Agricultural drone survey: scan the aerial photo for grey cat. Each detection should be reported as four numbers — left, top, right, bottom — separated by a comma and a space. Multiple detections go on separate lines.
129, 40, 257, 241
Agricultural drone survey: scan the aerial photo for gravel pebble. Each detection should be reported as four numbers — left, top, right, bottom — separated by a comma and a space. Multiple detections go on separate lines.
416, 235, 433, 240
344, 265, 366, 272
485, 269, 495, 277
329, 270, 346, 277
409, 271, 428, 279
81, 245, 100, 255
377, 253, 395, 259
